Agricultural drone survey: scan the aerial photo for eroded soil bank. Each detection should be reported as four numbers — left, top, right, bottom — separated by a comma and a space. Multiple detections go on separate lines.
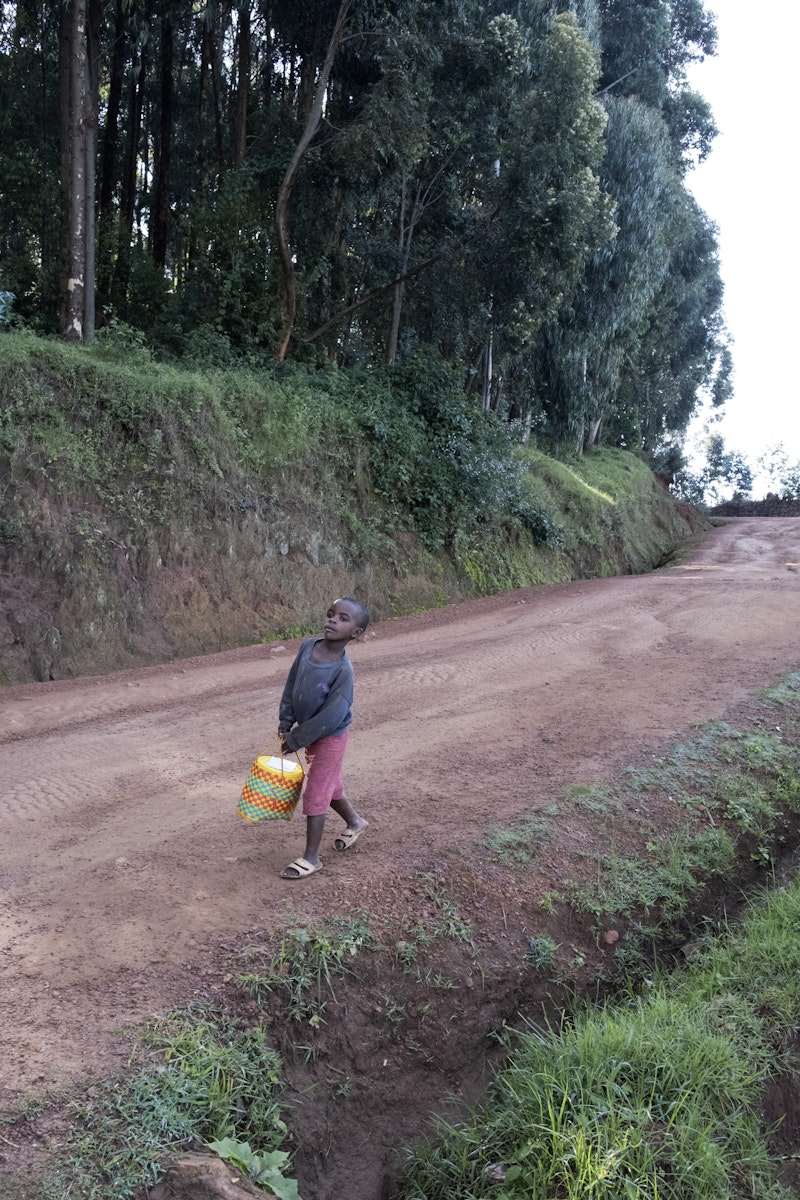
1, 517, 799, 1198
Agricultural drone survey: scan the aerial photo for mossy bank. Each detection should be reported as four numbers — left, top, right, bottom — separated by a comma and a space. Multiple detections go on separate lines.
0, 331, 705, 684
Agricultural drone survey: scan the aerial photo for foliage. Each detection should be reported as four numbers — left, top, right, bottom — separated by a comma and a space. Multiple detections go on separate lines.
674, 427, 754, 506
397, 962, 790, 1199
43, 1011, 294, 1200
206, 1139, 301, 1199
237, 916, 376, 1027
0, 0, 726, 468
757, 443, 800, 500
0, 332, 705, 683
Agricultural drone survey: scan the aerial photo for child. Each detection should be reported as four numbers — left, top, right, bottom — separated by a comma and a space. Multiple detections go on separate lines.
277, 597, 369, 879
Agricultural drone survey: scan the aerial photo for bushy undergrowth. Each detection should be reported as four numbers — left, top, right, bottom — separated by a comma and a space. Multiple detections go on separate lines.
0, 332, 693, 579
0, 335, 543, 556
0, 332, 703, 683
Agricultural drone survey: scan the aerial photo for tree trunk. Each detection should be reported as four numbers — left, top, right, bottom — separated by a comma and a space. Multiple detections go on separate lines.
385, 185, 408, 365
84, 0, 101, 342
58, 2, 72, 335
151, 8, 174, 268
481, 327, 494, 412
97, 0, 128, 313
112, 0, 148, 312
234, 3, 250, 169
62, 0, 88, 343
385, 162, 456, 365
210, 22, 226, 183
274, 0, 351, 361
585, 413, 604, 449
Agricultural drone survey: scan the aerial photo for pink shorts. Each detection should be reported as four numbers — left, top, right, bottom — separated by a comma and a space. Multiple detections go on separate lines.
302, 732, 349, 816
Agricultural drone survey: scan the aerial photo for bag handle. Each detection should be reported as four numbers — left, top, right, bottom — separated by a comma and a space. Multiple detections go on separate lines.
264, 738, 304, 777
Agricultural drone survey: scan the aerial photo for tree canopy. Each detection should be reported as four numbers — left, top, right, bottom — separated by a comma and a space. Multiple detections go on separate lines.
0, 0, 725, 464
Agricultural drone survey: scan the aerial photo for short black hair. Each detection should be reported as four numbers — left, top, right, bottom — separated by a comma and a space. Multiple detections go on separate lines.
340, 597, 370, 632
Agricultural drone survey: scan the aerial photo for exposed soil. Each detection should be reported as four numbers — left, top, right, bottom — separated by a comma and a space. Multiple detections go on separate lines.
2, 516, 800, 1198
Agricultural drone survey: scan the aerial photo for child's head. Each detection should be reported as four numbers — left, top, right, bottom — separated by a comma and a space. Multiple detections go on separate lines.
324, 597, 369, 645
340, 597, 369, 634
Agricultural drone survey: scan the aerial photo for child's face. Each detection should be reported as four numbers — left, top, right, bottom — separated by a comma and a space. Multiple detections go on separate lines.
323, 599, 364, 646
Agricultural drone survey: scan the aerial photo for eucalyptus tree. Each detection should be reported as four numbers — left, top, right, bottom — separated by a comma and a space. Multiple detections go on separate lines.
597, 0, 717, 162
298, 3, 613, 384
534, 96, 685, 452
463, 7, 613, 407
58, 0, 104, 343
608, 195, 726, 451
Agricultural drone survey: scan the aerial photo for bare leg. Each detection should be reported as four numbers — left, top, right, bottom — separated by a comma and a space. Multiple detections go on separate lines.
302, 814, 326, 865
330, 795, 368, 850
330, 794, 367, 832
282, 814, 326, 878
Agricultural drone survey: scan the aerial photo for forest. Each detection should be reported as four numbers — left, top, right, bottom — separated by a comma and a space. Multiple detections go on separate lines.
0, 0, 730, 465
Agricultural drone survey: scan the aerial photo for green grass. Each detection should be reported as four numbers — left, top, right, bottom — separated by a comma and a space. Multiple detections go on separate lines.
482, 694, 800, 942
396, 877, 800, 1200
480, 815, 552, 865
238, 882, 475, 1035
399, 682, 800, 1200
237, 914, 376, 1028
0, 332, 705, 670
41, 1010, 295, 1200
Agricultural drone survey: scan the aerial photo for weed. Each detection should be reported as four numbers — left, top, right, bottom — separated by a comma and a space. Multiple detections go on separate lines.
480, 815, 551, 866
564, 783, 618, 814
527, 935, 558, 970
238, 918, 375, 1027
206, 1138, 300, 1199
539, 889, 561, 914
423, 876, 476, 947
383, 995, 407, 1032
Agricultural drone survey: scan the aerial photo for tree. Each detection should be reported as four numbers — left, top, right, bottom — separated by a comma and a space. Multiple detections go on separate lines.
534, 96, 682, 452
757, 445, 800, 500
273, 0, 351, 361
0, 0, 63, 326
674, 428, 753, 506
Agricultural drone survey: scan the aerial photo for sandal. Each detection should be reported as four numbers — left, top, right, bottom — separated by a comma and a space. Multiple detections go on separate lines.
334, 823, 368, 852
281, 857, 323, 879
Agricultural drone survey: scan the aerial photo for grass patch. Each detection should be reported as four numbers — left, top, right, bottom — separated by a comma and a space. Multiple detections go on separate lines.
481, 685, 800, 941
396, 876, 800, 1200
238, 880, 476, 1035
237, 914, 376, 1028
1, 331, 706, 684
40, 1010, 295, 1200
480, 815, 552, 866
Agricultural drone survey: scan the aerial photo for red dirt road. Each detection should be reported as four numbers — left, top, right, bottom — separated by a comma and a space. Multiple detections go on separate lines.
1, 517, 799, 1114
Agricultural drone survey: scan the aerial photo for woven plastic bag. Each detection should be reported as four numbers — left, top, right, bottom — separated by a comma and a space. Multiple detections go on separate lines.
237, 748, 304, 822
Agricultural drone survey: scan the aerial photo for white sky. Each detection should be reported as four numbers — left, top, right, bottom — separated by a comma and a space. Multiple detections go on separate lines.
685, 0, 800, 488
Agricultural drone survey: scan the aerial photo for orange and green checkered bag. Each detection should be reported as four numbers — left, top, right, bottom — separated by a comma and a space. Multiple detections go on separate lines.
237, 747, 304, 822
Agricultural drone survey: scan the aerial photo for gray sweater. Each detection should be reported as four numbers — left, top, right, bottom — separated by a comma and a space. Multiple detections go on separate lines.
279, 638, 354, 751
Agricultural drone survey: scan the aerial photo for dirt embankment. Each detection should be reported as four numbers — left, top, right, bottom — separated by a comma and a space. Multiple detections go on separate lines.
1, 517, 799, 1199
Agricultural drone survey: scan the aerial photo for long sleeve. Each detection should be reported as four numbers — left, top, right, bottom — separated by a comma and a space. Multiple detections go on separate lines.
278, 649, 302, 730
283, 673, 352, 750
278, 639, 354, 750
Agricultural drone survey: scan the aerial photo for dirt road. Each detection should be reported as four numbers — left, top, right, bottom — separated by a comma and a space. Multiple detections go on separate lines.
1, 517, 799, 1121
